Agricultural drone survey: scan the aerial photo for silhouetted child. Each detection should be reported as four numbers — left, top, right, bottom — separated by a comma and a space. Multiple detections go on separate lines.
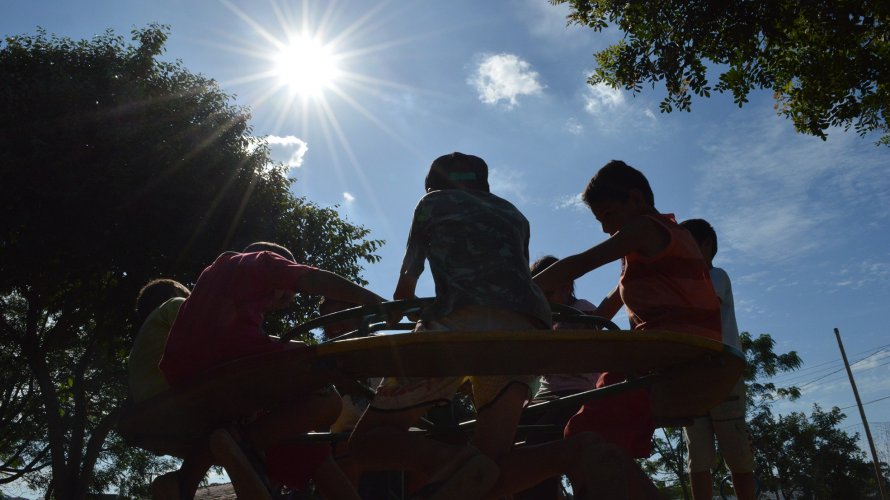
680, 219, 755, 500
159, 242, 383, 499
131, 279, 214, 499
516, 255, 600, 500
349, 153, 650, 500
534, 160, 721, 462
131, 279, 190, 403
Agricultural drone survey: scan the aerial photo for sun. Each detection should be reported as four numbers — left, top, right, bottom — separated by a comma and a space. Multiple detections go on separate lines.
272, 35, 340, 97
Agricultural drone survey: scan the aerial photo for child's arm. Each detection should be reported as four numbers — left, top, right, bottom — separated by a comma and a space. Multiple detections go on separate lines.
296, 269, 384, 306
393, 273, 418, 301
391, 273, 420, 323
533, 215, 665, 292
595, 286, 623, 320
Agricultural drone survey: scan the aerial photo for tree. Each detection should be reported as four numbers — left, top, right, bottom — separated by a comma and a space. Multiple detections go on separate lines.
750, 405, 873, 499
553, 0, 890, 145
641, 332, 802, 498
647, 428, 691, 499
0, 26, 381, 498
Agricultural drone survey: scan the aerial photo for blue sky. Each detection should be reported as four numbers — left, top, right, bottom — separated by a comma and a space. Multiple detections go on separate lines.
4, 0, 889, 491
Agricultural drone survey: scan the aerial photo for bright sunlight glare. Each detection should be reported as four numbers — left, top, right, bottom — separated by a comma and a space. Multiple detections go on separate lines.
273, 35, 340, 97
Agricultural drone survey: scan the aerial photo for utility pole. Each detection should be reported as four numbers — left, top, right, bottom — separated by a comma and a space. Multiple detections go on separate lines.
834, 327, 887, 500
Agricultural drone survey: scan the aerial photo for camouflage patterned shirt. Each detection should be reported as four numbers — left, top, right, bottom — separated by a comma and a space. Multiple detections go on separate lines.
401, 189, 551, 326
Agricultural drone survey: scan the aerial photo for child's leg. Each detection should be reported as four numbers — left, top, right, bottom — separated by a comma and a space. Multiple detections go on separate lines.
313, 455, 360, 500
487, 432, 659, 500
178, 445, 214, 498
689, 470, 713, 499
470, 382, 527, 460
244, 387, 342, 449
728, 471, 756, 500
350, 404, 474, 477
209, 428, 272, 500
149, 444, 214, 499
350, 405, 498, 499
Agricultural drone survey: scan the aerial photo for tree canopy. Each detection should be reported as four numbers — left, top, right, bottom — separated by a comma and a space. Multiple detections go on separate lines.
554, 0, 890, 145
0, 25, 381, 498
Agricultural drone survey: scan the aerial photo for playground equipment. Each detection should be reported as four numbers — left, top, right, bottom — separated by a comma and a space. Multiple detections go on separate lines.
118, 299, 745, 495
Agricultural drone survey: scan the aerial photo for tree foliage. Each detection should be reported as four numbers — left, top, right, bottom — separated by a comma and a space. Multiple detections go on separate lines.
554, 0, 890, 145
751, 405, 873, 499
0, 25, 381, 498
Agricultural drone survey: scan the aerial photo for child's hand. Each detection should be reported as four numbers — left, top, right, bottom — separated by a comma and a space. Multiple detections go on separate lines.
387, 310, 404, 326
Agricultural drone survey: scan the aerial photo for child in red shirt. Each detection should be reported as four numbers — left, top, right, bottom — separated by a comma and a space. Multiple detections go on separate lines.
160, 241, 383, 498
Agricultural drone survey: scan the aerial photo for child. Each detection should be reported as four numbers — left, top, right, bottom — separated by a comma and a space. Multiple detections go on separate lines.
159, 242, 384, 499
131, 279, 293, 499
680, 219, 755, 500
130, 279, 190, 403
515, 256, 601, 500
531, 255, 600, 402
533, 160, 722, 460
130, 279, 214, 499
349, 153, 650, 500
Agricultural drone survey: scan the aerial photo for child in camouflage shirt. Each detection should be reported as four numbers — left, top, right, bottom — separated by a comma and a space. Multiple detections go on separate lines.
348, 153, 644, 499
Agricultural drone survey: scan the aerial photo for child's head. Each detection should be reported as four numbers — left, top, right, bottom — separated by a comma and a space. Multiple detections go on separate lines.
581, 160, 655, 235
318, 297, 361, 339
531, 255, 576, 305
243, 241, 297, 309
425, 152, 490, 193
135, 279, 190, 326
680, 218, 717, 265
243, 241, 296, 262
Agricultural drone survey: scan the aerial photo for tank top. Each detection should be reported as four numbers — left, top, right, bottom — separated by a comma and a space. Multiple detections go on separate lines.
619, 214, 722, 341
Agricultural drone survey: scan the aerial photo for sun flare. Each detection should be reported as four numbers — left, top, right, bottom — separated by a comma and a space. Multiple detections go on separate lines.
273, 35, 340, 97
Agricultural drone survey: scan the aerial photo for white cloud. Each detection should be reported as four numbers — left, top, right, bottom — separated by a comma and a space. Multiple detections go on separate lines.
831, 259, 890, 290
489, 168, 527, 202
265, 135, 309, 169
692, 115, 890, 265
576, 80, 657, 135
564, 117, 584, 135
583, 82, 625, 114
470, 53, 544, 109
342, 192, 355, 203
852, 350, 890, 372
553, 193, 586, 211
521, 0, 589, 41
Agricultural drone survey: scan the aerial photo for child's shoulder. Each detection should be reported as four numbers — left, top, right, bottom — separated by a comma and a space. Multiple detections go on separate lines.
419, 189, 516, 211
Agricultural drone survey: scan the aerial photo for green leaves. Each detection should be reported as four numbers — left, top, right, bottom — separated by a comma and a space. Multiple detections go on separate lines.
0, 25, 382, 497
555, 0, 890, 145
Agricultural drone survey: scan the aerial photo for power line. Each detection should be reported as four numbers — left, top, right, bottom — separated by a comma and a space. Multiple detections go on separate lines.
840, 394, 890, 412
794, 349, 889, 389
765, 342, 890, 383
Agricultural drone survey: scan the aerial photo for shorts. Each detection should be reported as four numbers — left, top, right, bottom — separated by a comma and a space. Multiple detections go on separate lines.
370, 306, 539, 412
563, 372, 655, 458
265, 442, 331, 490
684, 380, 754, 473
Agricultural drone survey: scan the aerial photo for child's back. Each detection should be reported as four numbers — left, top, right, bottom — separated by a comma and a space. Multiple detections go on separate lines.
403, 188, 550, 326
160, 249, 316, 384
